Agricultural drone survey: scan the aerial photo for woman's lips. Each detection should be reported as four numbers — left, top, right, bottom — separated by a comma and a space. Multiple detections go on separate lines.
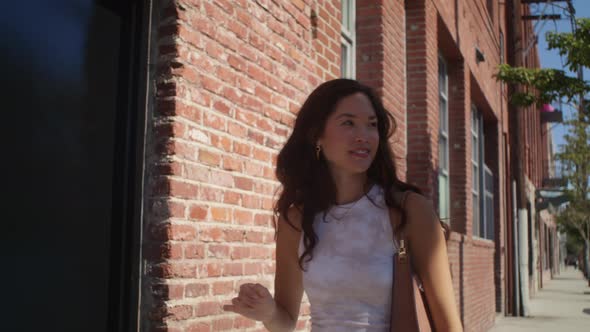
350, 149, 370, 158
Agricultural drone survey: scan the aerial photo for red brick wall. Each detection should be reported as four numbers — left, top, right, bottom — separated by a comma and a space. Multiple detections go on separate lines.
434, 0, 504, 118
447, 236, 496, 332
406, 0, 439, 198
356, 0, 408, 177
141, 1, 341, 330
406, 0, 504, 330
448, 59, 472, 236
446, 233, 465, 323
463, 239, 496, 331
135, 0, 539, 331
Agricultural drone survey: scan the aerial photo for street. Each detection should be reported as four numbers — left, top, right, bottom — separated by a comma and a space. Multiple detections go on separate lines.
489, 268, 590, 332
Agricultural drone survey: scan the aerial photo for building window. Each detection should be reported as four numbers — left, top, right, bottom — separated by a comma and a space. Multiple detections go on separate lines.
472, 106, 494, 239
341, 0, 355, 78
438, 56, 450, 220
472, 106, 481, 236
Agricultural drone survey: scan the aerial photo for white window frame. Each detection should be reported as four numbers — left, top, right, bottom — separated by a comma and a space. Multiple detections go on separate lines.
341, 0, 355, 79
438, 55, 450, 220
471, 105, 494, 240
471, 105, 481, 237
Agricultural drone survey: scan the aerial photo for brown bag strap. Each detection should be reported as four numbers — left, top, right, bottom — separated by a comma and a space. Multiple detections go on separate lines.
391, 191, 411, 254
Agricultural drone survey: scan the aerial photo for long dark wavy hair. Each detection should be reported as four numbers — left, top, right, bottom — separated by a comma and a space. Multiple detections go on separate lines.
274, 79, 424, 271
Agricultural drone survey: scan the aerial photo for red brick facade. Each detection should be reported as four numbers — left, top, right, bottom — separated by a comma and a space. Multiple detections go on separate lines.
142, 1, 340, 330
140, 1, 548, 331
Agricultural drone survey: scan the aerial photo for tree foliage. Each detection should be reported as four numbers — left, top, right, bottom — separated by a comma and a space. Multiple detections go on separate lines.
495, 18, 590, 108
556, 117, 590, 243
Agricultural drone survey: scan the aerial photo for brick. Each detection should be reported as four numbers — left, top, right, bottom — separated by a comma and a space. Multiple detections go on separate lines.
209, 169, 234, 187
213, 318, 234, 331
168, 178, 199, 199
187, 322, 211, 332
241, 194, 261, 209
200, 263, 223, 278
184, 163, 210, 182
151, 283, 183, 300
167, 304, 193, 320
210, 207, 230, 222
245, 231, 264, 243
234, 209, 254, 225
169, 224, 197, 241
150, 262, 197, 279
225, 229, 245, 242
222, 156, 243, 172
195, 301, 221, 317
198, 150, 221, 166
207, 244, 230, 258
223, 190, 241, 204
188, 204, 208, 220
213, 281, 234, 295
234, 316, 256, 329
244, 262, 262, 275
186, 283, 210, 298
184, 244, 205, 259
234, 176, 253, 191
199, 227, 224, 242
230, 246, 250, 260
223, 262, 243, 276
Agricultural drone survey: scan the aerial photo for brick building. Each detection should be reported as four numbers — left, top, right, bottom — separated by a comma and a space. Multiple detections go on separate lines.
3, 0, 561, 331
141, 0, 556, 331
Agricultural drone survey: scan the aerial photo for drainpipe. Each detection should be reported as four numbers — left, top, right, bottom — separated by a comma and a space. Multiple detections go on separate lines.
512, 181, 520, 315
510, 0, 530, 316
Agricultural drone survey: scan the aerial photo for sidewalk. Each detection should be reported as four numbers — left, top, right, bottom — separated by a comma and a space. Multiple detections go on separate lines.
489, 268, 590, 332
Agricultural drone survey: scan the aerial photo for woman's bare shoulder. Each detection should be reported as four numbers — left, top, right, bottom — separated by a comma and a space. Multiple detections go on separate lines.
403, 192, 446, 240
278, 205, 303, 233
405, 192, 437, 219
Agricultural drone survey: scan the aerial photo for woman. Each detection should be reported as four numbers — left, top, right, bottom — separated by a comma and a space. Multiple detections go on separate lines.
223, 79, 462, 331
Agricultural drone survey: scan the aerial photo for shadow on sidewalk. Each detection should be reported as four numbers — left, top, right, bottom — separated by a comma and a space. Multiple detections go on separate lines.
553, 275, 585, 281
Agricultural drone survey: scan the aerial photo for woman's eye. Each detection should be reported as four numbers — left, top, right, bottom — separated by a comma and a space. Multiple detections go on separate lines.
342, 120, 354, 126
370, 122, 378, 127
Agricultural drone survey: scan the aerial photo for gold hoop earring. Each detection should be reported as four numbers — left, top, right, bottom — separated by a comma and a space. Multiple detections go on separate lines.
316, 145, 321, 160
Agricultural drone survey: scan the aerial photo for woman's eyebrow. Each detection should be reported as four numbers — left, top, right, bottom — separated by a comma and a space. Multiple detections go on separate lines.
335, 113, 377, 120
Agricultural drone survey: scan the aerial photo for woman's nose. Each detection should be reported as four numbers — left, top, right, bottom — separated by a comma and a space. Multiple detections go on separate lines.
355, 128, 372, 143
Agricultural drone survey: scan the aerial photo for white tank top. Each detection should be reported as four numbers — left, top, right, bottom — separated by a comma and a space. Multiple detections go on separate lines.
298, 184, 397, 331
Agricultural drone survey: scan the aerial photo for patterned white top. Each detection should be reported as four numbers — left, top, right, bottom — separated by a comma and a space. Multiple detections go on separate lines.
298, 184, 397, 331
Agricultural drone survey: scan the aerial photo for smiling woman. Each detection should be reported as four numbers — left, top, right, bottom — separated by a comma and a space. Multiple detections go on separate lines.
317, 92, 380, 182
223, 79, 462, 331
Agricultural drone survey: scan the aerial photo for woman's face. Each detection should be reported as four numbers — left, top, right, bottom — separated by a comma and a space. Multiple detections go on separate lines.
317, 92, 379, 176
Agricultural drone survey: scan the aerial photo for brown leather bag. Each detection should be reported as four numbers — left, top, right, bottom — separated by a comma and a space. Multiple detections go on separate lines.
389, 192, 435, 332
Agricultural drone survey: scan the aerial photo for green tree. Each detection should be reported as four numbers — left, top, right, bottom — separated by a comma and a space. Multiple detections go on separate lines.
495, 18, 590, 108
496, 18, 590, 280
555, 116, 590, 278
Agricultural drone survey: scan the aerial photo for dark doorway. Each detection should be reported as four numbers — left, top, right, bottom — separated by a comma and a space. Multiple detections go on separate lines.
1, 1, 148, 331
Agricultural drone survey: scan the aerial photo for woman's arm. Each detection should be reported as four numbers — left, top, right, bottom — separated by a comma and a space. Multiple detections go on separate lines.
263, 207, 304, 331
404, 193, 463, 332
223, 207, 304, 331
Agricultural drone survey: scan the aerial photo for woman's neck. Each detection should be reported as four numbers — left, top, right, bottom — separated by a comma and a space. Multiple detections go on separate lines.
331, 172, 371, 205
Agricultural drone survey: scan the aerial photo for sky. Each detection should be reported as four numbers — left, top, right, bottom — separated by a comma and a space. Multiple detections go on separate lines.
535, 0, 590, 158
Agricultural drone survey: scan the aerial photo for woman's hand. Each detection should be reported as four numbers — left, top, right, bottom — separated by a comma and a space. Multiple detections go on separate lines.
223, 283, 276, 323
